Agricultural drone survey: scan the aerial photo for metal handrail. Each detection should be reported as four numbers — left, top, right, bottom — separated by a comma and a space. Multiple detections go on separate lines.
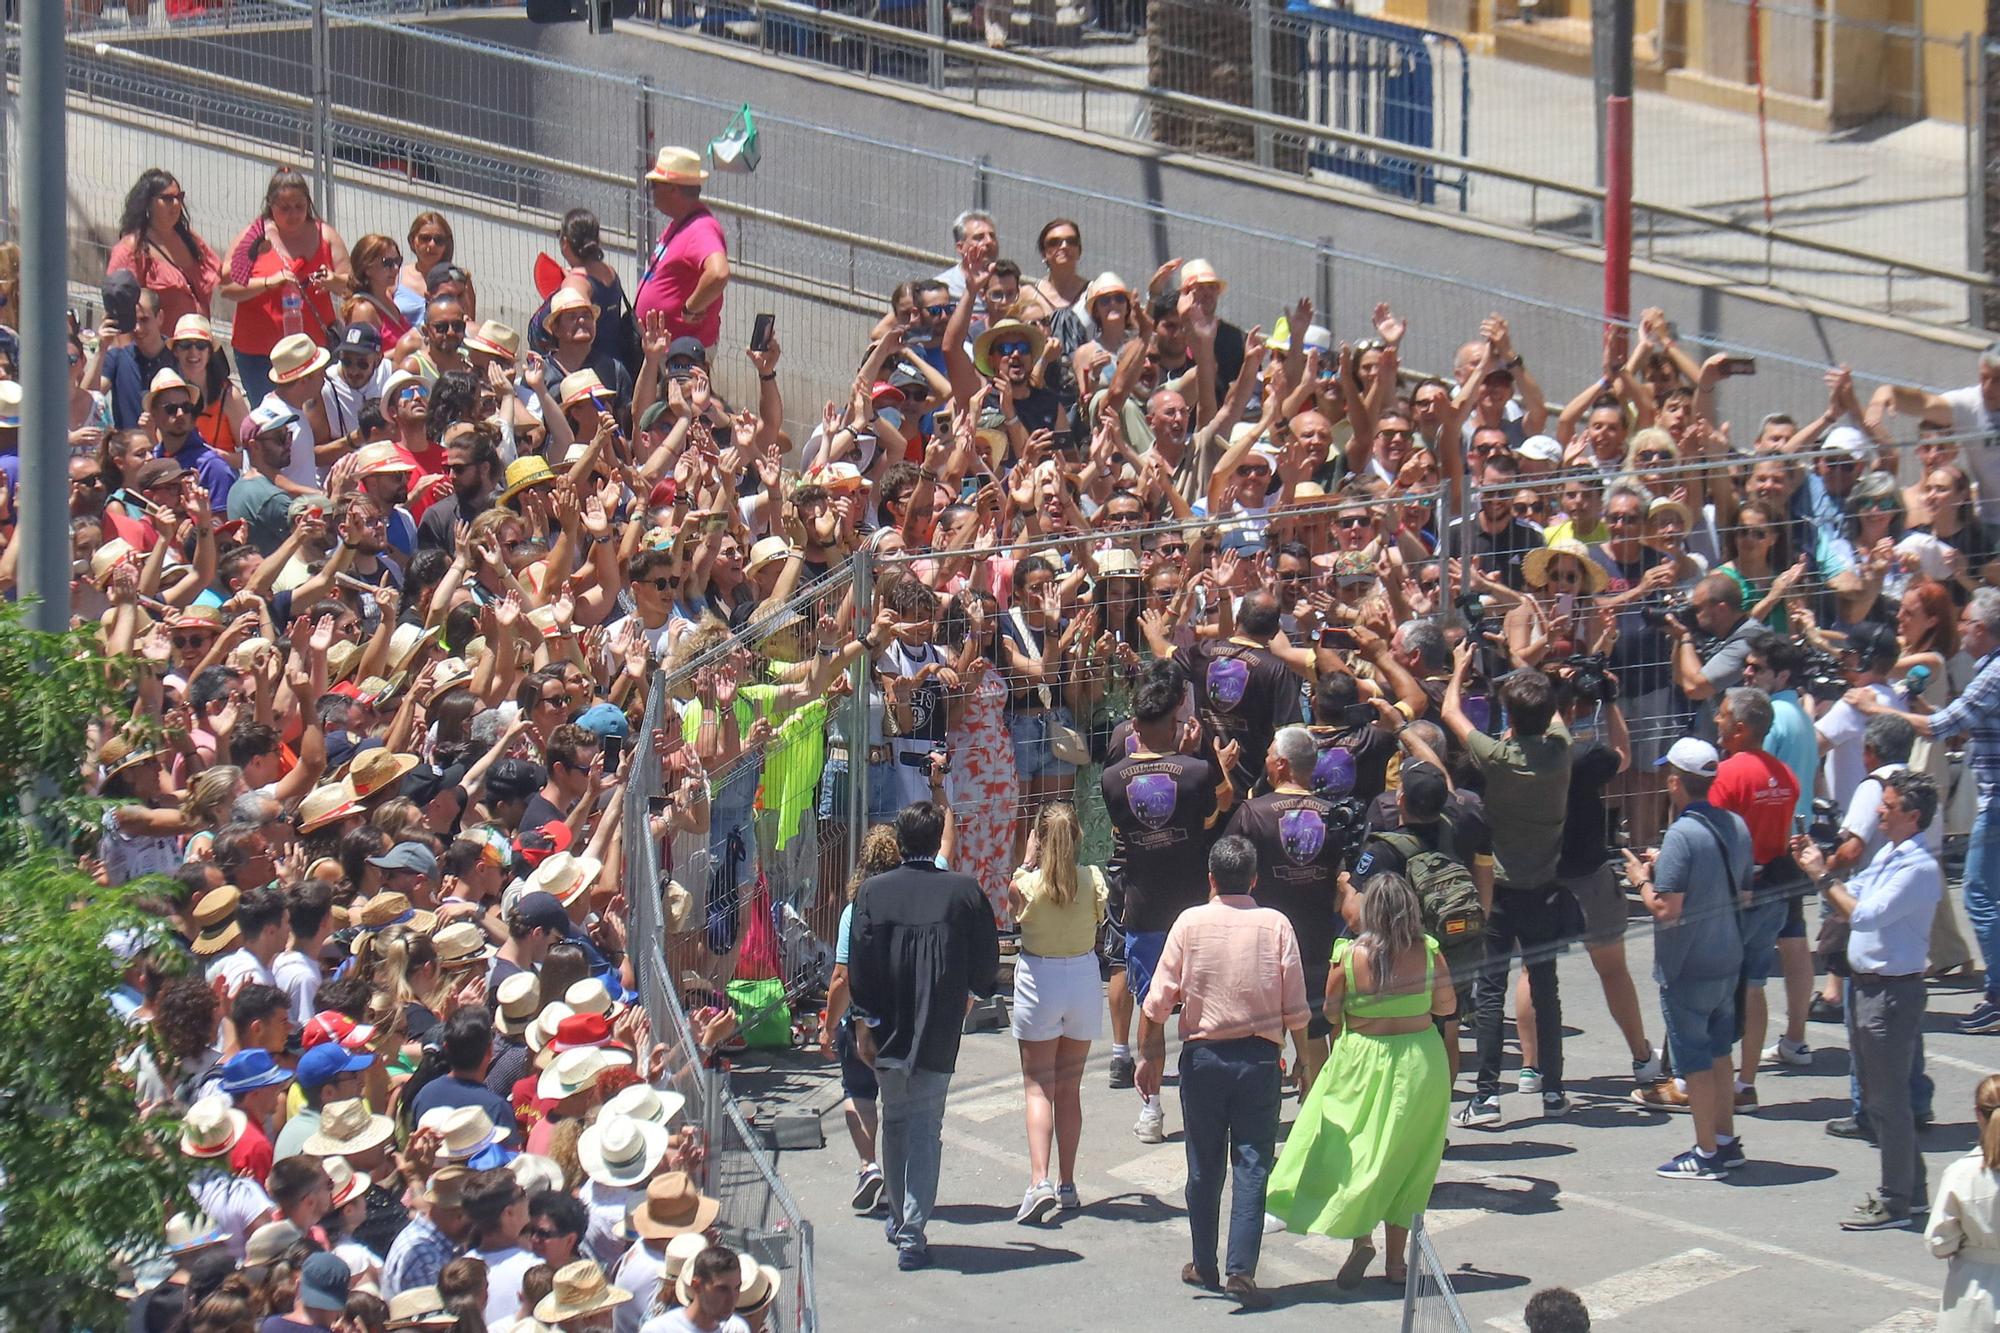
719, 0, 1997, 294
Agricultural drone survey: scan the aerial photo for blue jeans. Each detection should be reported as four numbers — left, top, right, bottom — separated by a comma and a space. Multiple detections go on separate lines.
1007, 707, 1078, 782
1845, 978, 1933, 1124
234, 349, 274, 403
1179, 1037, 1281, 1281
1963, 791, 2000, 1002
876, 1065, 952, 1254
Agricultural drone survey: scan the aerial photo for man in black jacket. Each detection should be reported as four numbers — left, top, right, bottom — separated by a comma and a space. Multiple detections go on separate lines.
847, 796, 1000, 1272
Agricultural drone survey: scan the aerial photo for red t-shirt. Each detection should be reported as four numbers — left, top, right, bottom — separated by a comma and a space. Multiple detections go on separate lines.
633, 207, 726, 348
1709, 748, 1801, 865
231, 1116, 274, 1188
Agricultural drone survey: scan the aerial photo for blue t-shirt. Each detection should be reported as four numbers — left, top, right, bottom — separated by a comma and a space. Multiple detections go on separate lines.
1651, 802, 1751, 987
835, 902, 854, 966
103, 342, 178, 430
407, 1073, 519, 1141
1765, 689, 1818, 824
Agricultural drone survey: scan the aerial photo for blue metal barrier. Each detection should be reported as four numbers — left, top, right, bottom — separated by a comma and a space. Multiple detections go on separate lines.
1287, 2, 1470, 208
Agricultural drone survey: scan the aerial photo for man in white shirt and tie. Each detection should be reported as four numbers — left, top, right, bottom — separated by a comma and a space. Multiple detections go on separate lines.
1797, 770, 1942, 1232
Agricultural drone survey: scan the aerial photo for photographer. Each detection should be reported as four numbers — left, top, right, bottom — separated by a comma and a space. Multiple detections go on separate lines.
1516, 657, 1659, 1092
1442, 642, 1575, 1127
1351, 760, 1493, 1081
1304, 668, 1401, 809
1667, 573, 1761, 740
1815, 623, 1905, 812
1225, 726, 1351, 1092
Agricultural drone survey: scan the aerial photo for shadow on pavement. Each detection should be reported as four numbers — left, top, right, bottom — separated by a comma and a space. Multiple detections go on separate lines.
1752, 1095, 1852, 1123
1431, 1174, 1561, 1218
1725, 1159, 1839, 1187
922, 1240, 1084, 1275
1444, 1138, 1576, 1162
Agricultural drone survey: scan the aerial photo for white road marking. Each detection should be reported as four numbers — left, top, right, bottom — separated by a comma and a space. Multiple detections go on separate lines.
1926, 1051, 1991, 1077
1486, 1248, 1756, 1331
947, 1089, 1022, 1123
1106, 1144, 1188, 1196
1856, 1311, 1937, 1332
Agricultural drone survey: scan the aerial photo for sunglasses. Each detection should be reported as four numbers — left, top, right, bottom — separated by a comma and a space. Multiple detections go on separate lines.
1547, 568, 1583, 584
1097, 294, 1130, 307
1418, 575, 1441, 590
1156, 543, 1186, 557
1239, 466, 1272, 479
1606, 512, 1642, 526
1378, 428, 1414, 441
1514, 501, 1547, 516
1043, 234, 1080, 250
1635, 450, 1675, 464
172, 340, 210, 354
378, 254, 403, 268
415, 232, 448, 245
526, 1225, 564, 1241
1739, 525, 1773, 539
398, 386, 428, 402
1336, 515, 1373, 528
923, 303, 956, 317
430, 320, 467, 334
992, 340, 1032, 358
1858, 501, 1900, 514
447, 462, 479, 474
646, 576, 682, 592
156, 191, 185, 205
172, 632, 214, 649
72, 473, 105, 488
155, 400, 195, 417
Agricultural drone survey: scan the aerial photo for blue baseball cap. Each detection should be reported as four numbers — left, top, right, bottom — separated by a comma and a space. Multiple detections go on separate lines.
218, 1048, 294, 1096
296, 1042, 374, 1091
574, 701, 630, 741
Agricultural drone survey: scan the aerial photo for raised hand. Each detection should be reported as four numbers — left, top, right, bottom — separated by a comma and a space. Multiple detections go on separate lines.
1372, 302, 1406, 346
308, 613, 336, 656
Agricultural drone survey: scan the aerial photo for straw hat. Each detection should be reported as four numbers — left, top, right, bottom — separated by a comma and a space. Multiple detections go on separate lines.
179, 1094, 247, 1158
972, 319, 1048, 378
629, 1170, 720, 1242
322, 1155, 371, 1210
664, 879, 694, 934
419, 1106, 499, 1161
527, 851, 602, 908
1081, 271, 1132, 317
189, 886, 241, 957
98, 733, 161, 785
326, 640, 361, 684
348, 747, 419, 801
603, 1082, 686, 1129
303, 1096, 397, 1157
170, 314, 214, 344
1647, 495, 1695, 531
577, 1113, 670, 1188
243, 1220, 305, 1266
557, 368, 612, 411
350, 890, 438, 935
533, 1261, 631, 1325
297, 779, 366, 835
495, 972, 543, 1037
498, 454, 559, 505
146, 367, 195, 410
1095, 546, 1141, 579
1520, 537, 1609, 594
525, 1002, 575, 1054
676, 1250, 777, 1310
464, 320, 522, 360
90, 537, 137, 585
270, 332, 332, 385
644, 145, 709, 185
564, 977, 615, 1018
744, 535, 797, 577
1177, 257, 1227, 294
542, 287, 602, 336
384, 1286, 456, 1329
433, 921, 494, 969
354, 440, 417, 479
537, 1046, 631, 1103
420, 657, 475, 704
420, 1163, 471, 1208
385, 622, 442, 675
164, 1210, 230, 1257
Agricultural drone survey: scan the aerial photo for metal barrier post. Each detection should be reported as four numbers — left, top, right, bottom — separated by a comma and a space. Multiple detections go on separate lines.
928, 0, 946, 90
311, 0, 332, 224
0, 24, 12, 245
846, 545, 874, 868
1251, 0, 1274, 168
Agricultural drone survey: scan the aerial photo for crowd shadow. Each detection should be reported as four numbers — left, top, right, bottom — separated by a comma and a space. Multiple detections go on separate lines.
1430, 1173, 1561, 1219
921, 1239, 1084, 1275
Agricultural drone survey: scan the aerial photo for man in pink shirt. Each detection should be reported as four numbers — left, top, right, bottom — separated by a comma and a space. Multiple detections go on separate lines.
635, 146, 730, 349
1137, 834, 1309, 1311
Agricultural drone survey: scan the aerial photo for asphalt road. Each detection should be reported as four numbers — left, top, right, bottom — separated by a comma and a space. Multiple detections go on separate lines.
750, 908, 1997, 1331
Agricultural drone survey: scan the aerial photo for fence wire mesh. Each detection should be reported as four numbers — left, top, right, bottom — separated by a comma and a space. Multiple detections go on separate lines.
1401, 1213, 1475, 1332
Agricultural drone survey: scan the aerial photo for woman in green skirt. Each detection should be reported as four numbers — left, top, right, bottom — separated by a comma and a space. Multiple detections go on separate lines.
1265, 871, 1455, 1288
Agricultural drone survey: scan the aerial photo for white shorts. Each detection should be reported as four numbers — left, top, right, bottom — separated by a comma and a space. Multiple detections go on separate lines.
1010, 950, 1104, 1043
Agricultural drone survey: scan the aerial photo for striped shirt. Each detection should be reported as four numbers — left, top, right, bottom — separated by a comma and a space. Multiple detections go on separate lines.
1926, 649, 2000, 788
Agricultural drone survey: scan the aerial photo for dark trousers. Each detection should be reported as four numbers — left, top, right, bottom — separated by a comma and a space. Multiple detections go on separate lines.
1475, 883, 1567, 1098
1179, 1036, 1281, 1280
1851, 973, 1928, 1213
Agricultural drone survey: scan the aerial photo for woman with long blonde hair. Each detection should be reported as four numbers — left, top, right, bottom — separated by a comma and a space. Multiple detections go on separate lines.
1006, 801, 1107, 1223
1926, 1073, 2000, 1330
179, 764, 245, 862
820, 823, 901, 1215
1266, 871, 1454, 1288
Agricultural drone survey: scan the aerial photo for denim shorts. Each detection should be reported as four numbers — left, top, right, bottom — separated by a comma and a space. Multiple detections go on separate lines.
1008, 707, 1079, 782
1661, 973, 1738, 1074
1125, 928, 1170, 1005
817, 756, 904, 829
834, 1014, 878, 1102
1779, 894, 1808, 940
1739, 897, 1788, 985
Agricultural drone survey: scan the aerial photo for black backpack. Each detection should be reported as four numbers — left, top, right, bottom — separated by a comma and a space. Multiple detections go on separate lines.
1375, 819, 1485, 949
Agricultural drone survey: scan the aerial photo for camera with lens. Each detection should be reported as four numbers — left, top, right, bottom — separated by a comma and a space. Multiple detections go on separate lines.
1639, 597, 1693, 631
1559, 653, 1618, 705
1324, 796, 1367, 871
1455, 592, 1490, 640
1806, 797, 1842, 853
1800, 649, 1847, 703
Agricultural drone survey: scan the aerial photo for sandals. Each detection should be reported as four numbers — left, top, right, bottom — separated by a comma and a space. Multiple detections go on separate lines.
1336, 1243, 1376, 1289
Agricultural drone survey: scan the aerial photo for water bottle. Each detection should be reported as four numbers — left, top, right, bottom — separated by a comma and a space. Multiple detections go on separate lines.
280, 281, 304, 338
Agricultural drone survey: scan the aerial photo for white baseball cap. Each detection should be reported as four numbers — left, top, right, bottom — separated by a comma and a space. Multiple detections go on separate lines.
1516, 434, 1563, 464
1656, 737, 1719, 779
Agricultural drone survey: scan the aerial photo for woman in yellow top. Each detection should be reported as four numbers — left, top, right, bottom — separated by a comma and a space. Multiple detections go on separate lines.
1006, 802, 1108, 1225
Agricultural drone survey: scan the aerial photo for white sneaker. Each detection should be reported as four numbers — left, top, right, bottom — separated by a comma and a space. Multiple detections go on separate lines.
1133, 1101, 1167, 1144
1764, 1037, 1812, 1068
1517, 1067, 1544, 1095
1015, 1180, 1059, 1224
1633, 1046, 1663, 1085
1263, 1211, 1287, 1234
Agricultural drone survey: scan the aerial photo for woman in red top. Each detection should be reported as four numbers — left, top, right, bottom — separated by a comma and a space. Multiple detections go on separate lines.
105, 168, 222, 332
344, 233, 416, 349
219, 167, 352, 404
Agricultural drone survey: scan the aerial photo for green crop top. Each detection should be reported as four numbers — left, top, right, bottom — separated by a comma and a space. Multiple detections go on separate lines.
1332, 935, 1439, 1020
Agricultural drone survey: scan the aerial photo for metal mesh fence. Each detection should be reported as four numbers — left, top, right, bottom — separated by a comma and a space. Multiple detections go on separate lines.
1401, 1213, 1475, 1332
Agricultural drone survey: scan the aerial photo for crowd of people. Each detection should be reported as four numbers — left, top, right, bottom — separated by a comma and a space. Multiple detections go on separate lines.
10, 135, 2000, 1327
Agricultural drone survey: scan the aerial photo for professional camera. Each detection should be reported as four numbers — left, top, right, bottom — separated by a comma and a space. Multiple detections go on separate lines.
1560, 654, 1619, 705
1806, 797, 1843, 853
1800, 649, 1848, 703
1324, 796, 1368, 871
1639, 598, 1693, 631
1455, 592, 1490, 640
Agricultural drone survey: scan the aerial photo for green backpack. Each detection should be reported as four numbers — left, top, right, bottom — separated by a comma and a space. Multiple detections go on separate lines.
1374, 825, 1485, 949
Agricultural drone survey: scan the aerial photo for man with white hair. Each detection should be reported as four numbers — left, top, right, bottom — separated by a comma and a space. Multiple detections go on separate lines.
1847, 587, 2000, 1033
1866, 343, 2000, 522
935, 210, 998, 338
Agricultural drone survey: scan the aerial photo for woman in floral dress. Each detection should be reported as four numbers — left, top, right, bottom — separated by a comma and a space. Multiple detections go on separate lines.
942, 590, 1019, 927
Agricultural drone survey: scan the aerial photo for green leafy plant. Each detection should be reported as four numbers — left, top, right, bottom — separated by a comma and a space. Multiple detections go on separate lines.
0, 603, 190, 1327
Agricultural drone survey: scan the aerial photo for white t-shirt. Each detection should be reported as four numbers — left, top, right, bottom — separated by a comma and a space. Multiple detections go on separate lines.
580, 1178, 640, 1265
609, 1240, 668, 1333
258, 390, 326, 490
206, 948, 276, 995
1816, 681, 1903, 812
474, 1246, 540, 1327
322, 362, 391, 440
641, 1311, 750, 1333
272, 949, 321, 1024
1941, 384, 2000, 522
191, 1169, 275, 1259
1842, 763, 1944, 857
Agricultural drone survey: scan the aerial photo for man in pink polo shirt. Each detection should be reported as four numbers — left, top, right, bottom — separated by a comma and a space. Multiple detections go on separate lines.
1137, 833, 1309, 1312
635, 145, 730, 349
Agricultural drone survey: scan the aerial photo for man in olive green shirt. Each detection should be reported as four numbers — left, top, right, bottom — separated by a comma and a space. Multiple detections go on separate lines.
1440, 640, 1574, 1125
